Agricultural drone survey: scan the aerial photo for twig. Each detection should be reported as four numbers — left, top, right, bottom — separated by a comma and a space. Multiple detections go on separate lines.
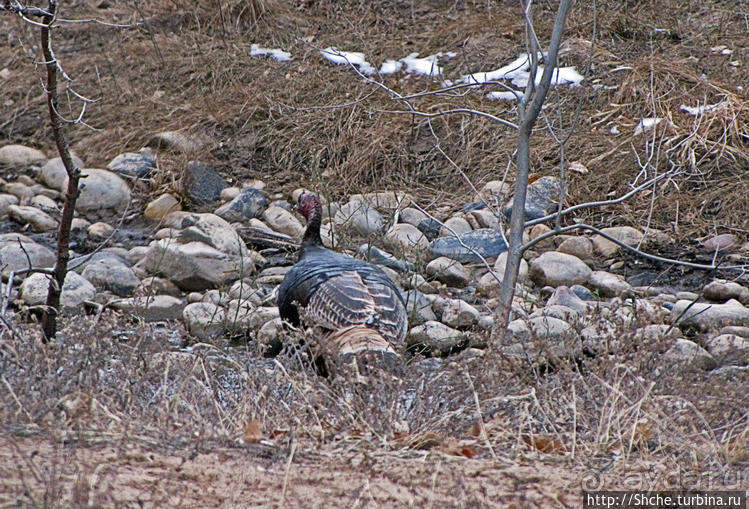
279, 441, 297, 508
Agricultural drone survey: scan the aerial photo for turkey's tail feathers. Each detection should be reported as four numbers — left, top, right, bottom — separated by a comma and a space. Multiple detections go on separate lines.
325, 326, 397, 356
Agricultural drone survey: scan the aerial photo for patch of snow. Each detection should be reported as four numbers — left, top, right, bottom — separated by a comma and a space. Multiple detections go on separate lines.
320, 47, 375, 75
610, 125, 620, 135
458, 54, 533, 84
250, 44, 292, 62
400, 53, 443, 77
680, 102, 725, 116
380, 59, 403, 75
486, 90, 520, 101
634, 117, 662, 135
510, 66, 584, 88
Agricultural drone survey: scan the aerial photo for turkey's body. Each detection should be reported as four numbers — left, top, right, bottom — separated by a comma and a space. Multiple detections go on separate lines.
277, 194, 408, 356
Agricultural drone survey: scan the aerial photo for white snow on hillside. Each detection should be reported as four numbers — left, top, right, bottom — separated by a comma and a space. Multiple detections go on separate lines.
250, 44, 292, 62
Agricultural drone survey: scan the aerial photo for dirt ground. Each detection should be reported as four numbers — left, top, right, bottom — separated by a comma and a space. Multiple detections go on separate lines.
1, 0, 748, 507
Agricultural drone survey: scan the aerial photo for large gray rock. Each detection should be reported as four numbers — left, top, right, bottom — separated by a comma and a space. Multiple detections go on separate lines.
663, 338, 717, 370
110, 295, 185, 322
19, 271, 95, 311
38, 154, 85, 191
587, 270, 633, 298
144, 193, 181, 221
402, 290, 437, 322
71, 169, 131, 212
439, 216, 472, 237
703, 280, 749, 305
263, 205, 304, 238
0, 144, 46, 166
546, 285, 588, 313
136, 240, 255, 291
178, 213, 249, 256
0, 194, 19, 216
81, 258, 140, 297
504, 176, 562, 220
425, 257, 470, 287
428, 228, 507, 263
106, 148, 156, 179
214, 187, 268, 222
705, 334, 749, 366
7, 205, 57, 232
592, 226, 644, 257
441, 299, 480, 328
182, 302, 226, 340
384, 223, 429, 253
0, 240, 56, 278
357, 244, 414, 272
671, 299, 749, 331
181, 161, 228, 207
529, 252, 592, 287
334, 200, 383, 236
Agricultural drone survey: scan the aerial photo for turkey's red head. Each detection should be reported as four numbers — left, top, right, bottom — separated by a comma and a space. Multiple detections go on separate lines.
296, 193, 322, 222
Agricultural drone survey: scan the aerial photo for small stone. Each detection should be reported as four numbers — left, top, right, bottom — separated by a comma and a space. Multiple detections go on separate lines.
399, 207, 427, 227
570, 285, 596, 301
3, 182, 35, 201
402, 273, 437, 294
81, 258, 140, 297
256, 267, 291, 286
402, 290, 437, 322
0, 144, 46, 166
38, 154, 85, 191
147, 131, 205, 153
504, 316, 578, 359
20, 271, 95, 311
705, 334, 749, 365
469, 208, 501, 229
663, 338, 717, 370
220, 187, 240, 202
228, 279, 263, 304
528, 224, 553, 248
178, 213, 249, 256
87, 221, 114, 240
181, 161, 228, 207
425, 257, 471, 287
183, 302, 226, 340
476, 272, 501, 296
493, 251, 529, 282
0, 194, 20, 216
30, 195, 57, 213
7, 205, 57, 232
701, 234, 737, 252
530, 305, 581, 322
441, 299, 480, 328
529, 251, 592, 287
263, 205, 304, 238
215, 187, 269, 222
480, 180, 511, 202
110, 295, 185, 322
106, 148, 156, 179
384, 223, 429, 253
348, 191, 412, 210
257, 317, 284, 353
72, 169, 131, 212
408, 321, 470, 355
144, 193, 181, 221
557, 236, 594, 260
334, 200, 383, 236
587, 270, 633, 298
546, 286, 589, 313
357, 244, 414, 273
417, 217, 442, 241
592, 226, 644, 257
504, 176, 562, 220
0, 239, 55, 278
440, 216, 472, 237
671, 299, 749, 331
428, 228, 508, 263
719, 326, 749, 338
703, 279, 749, 304
136, 276, 181, 297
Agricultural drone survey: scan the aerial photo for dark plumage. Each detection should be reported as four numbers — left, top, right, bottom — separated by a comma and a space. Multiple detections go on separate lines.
277, 193, 407, 355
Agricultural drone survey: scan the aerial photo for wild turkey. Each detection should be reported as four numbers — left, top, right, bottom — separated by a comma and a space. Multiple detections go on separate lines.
277, 193, 408, 358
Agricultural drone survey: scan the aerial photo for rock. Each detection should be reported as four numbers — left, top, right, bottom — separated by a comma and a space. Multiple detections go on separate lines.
126, 246, 149, 264
703, 280, 749, 305
110, 295, 185, 322
136, 276, 181, 297
440, 216, 472, 237
399, 207, 427, 227
3, 182, 35, 201
348, 191, 412, 209
530, 305, 581, 322
38, 154, 85, 191
144, 193, 181, 221
0, 194, 19, 216
663, 338, 717, 370
136, 240, 255, 291
147, 131, 205, 153
19, 271, 95, 311
480, 180, 511, 202
220, 187, 240, 202
441, 299, 480, 328
417, 217, 442, 241
701, 234, 737, 252
476, 272, 501, 296
587, 271, 633, 298
178, 213, 249, 256
183, 302, 226, 340
504, 315, 578, 359
632, 324, 679, 342
592, 226, 644, 257
7, 205, 57, 232
30, 195, 57, 213
503, 176, 562, 220
529, 252, 592, 287
557, 236, 593, 260
228, 279, 263, 304
425, 257, 470, 287
402, 273, 437, 294
357, 244, 414, 272
225, 302, 278, 335
69, 252, 130, 274
408, 321, 470, 355
0, 144, 46, 166
81, 258, 140, 297
87, 221, 114, 240
570, 284, 596, 301
257, 317, 284, 353
546, 286, 588, 313
181, 161, 228, 207
493, 251, 529, 282
469, 208, 501, 229
0, 240, 55, 278
72, 169, 131, 212
719, 326, 749, 338
428, 228, 508, 263
402, 290, 437, 322
384, 223, 429, 253
671, 299, 749, 331
334, 200, 383, 236
106, 148, 156, 179
214, 187, 268, 222
255, 267, 291, 286
705, 334, 749, 365
262, 205, 304, 237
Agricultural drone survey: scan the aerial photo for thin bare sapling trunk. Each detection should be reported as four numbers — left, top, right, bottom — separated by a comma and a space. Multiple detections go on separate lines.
39, 0, 82, 342
492, 0, 573, 341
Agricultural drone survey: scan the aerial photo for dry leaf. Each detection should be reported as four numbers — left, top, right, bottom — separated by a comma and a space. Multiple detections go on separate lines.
568, 161, 589, 174
394, 431, 443, 450
439, 437, 478, 458
243, 419, 264, 444
522, 434, 567, 455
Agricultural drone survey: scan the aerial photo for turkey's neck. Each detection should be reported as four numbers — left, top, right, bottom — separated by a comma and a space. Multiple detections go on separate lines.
300, 204, 323, 257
